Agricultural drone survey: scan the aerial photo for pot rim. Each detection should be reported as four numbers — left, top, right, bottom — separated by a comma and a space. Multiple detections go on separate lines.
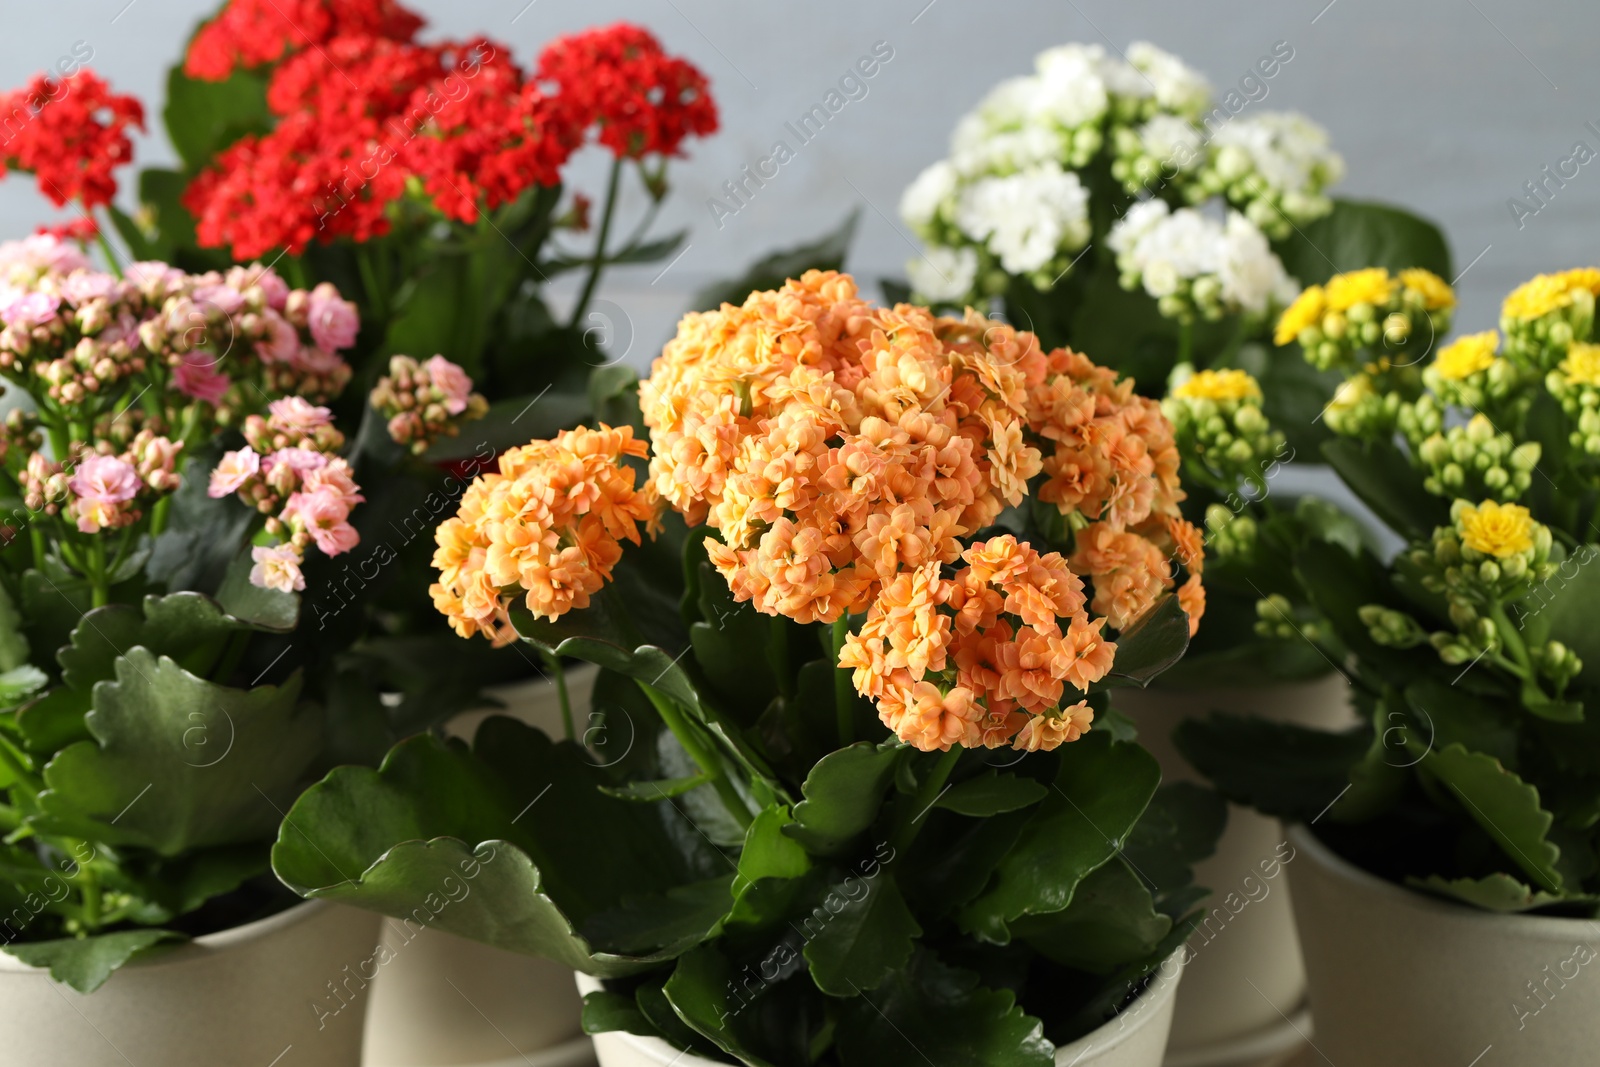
1287, 823, 1596, 933
575, 949, 1183, 1065
0, 897, 331, 975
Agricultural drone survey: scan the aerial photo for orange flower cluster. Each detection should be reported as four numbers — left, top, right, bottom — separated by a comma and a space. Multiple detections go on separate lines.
430, 425, 655, 645
838, 537, 1112, 752
639, 270, 1201, 750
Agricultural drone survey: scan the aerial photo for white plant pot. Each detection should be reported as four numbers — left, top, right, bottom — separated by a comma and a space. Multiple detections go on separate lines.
362, 666, 598, 1067
1113, 673, 1353, 1066
0, 899, 379, 1067
1287, 824, 1600, 1066
575, 954, 1183, 1067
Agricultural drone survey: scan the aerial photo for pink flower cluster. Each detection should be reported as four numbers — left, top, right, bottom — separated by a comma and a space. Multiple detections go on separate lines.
19, 430, 185, 534
208, 397, 364, 591
369, 353, 487, 453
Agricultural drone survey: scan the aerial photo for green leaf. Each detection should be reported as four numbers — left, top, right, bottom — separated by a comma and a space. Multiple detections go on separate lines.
1011, 857, 1170, 973
581, 989, 659, 1038
600, 774, 711, 801
1174, 714, 1370, 823
959, 732, 1160, 940
0, 581, 31, 672
936, 772, 1048, 817
162, 65, 269, 171
272, 718, 729, 975
1321, 437, 1449, 543
214, 549, 299, 632
2, 928, 184, 993
784, 743, 902, 857
1409, 873, 1571, 913
36, 650, 318, 855
1105, 594, 1191, 688
804, 874, 922, 995
835, 950, 1054, 1067
690, 211, 859, 311
1422, 743, 1564, 893
0, 665, 47, 710
663, 946, 799, 1067
1121, 782, 1227, 907
1274, 198, 1452, 286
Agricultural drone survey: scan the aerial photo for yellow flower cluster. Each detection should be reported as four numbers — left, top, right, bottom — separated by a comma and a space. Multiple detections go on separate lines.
1171, 368, 1262, 402
1273, 267, 1454, 374
1430, 332, 1499, 382
1454, 499, 1535, 559
1501, 269, 1600, 322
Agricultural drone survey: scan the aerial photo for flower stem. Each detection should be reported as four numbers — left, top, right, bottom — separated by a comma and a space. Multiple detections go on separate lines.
638, 680, 754, 829
539, 647, 575, 742
569, 156, 624, 332
893, 747, 962, 853
831, 615, 854, 746
92, 213, 122, 280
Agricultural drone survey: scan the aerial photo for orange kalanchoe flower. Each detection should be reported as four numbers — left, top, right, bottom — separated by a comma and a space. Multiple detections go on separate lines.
430, 424, 655, 645
434, 271, 1204, 753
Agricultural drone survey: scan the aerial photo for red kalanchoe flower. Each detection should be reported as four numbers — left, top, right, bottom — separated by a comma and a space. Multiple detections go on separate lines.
537, 23, 718, 159
36, 217, 100, 243
0, 71, 144, 209
184, 0, 426, 81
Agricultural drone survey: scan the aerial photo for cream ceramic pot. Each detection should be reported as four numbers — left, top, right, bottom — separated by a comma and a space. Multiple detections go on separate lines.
0, 899, 379, 1067
1114, 672, 1353, 1066
574, 954, 1183, 1067
361, 666, 598, 1067
1287, 824, 1600, 1066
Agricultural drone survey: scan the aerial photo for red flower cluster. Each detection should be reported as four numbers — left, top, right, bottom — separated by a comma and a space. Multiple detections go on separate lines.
181, 15, 717, 259
0, 71, 143, 209
538, 24, 719, 159
184, 0, 425, 81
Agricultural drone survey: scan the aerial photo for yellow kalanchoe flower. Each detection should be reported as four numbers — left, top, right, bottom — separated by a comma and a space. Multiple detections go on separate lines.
1432, 331, 1499, 381
1559, 342, 1600, 386
1274, 285, 1325, 346
1502, 270, 1600, 321
1171, 368, 1262, 402
1325, 268, 1393, 312
1455, 499, 1535, 558
1400, 269, 1455, 311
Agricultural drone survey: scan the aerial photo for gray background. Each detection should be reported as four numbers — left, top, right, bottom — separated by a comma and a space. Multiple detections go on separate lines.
2, 0, 1594, 355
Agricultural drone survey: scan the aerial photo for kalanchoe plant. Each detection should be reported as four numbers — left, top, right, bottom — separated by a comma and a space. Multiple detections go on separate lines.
0, 233, 383, 991
1180, 267, 1600, 915
274, 273, 1225, 1064
897, 38, 1455, 688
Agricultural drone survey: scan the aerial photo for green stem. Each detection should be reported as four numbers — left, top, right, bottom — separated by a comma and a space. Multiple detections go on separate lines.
77, 861, 102, 930
92, 215, 122, 280
831, 616, 854, 746
569, 156, 624, 331
150, 496, 172, 538
356, 246, 387, 326
1490, 603, 1533, 678
893, 747, 962, 853
637, 681, 754, 829
540, 647, 575, 742
86, 541, 109, 608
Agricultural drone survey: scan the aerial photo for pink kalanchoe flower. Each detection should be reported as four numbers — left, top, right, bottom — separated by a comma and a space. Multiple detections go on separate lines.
263, 446, 329, 475
0, 287, 59, 329
60, 271, 118, 305
251, 267, 290, 310
69, 455, 141, 533
174, 352, 232, 404
267, 396, 333, 435
307, 282, 359, 351
193, 282, 246, 318
250, 543, 305, 592
301, 458, 364, 506
0, 234, 92, 278
256, 310, 299, 364
423, 355, 474, 415
284, 487, 360, 556
208, 448, 261, 497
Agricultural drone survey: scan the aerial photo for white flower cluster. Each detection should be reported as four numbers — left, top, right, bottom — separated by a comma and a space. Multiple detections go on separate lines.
1109, 200, 1296, 322
1201, 112, 1345, 238
901, 39, 1341, 316
902, 42, 1206, 303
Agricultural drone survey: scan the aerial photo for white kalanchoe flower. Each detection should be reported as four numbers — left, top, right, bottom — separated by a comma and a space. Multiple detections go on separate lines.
1207, 112, 1344, 237
1110, 201, 1293, 321
1031, 43, 1112, 129
956, 162, 1090, 279
900, 160, 959, 235
907, 245, 980, 306
1127, 41, 1212, 118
